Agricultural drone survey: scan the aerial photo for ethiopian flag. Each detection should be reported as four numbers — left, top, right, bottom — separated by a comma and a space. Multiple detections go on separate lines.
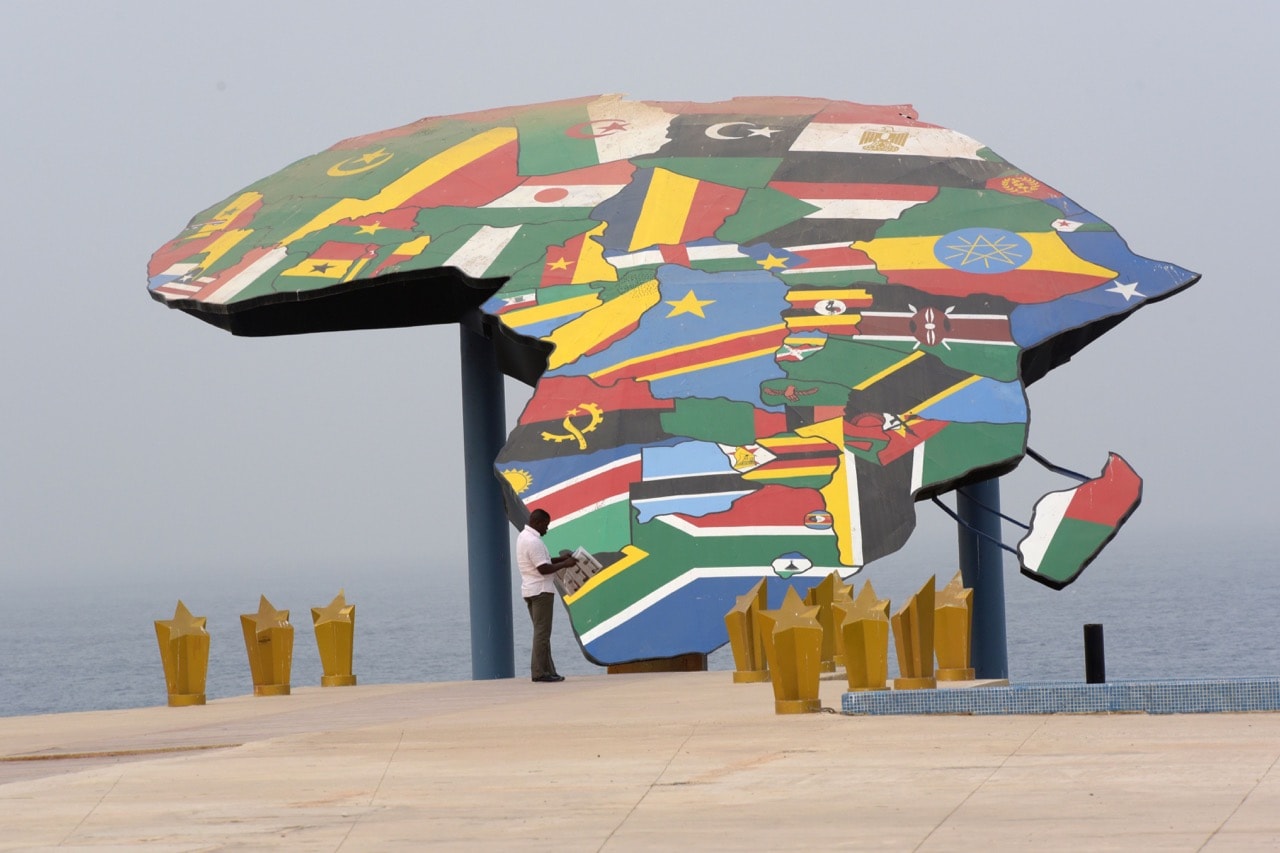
1017, 453, 1142, 589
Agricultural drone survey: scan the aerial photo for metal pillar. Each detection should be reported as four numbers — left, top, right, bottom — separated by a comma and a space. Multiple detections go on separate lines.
955, 478, 1009, 679
459, 325, 514, 680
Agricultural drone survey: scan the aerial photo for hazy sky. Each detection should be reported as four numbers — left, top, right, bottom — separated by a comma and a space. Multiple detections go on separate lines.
2, 1, 1274, 590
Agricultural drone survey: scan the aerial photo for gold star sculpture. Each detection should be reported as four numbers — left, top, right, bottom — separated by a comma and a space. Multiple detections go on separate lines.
891, 576, 936, 690
803, 572, 844, 673
312, 590, 357, 687
240, 595, 294, 696
154, 600, 210, 706
724, 578, 769, 683
756, 587, 823, 714
835, 581, 891, 692
935, 572, 975, 681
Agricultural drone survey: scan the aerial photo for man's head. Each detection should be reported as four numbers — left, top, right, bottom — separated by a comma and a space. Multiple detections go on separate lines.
528, 508, 551, 536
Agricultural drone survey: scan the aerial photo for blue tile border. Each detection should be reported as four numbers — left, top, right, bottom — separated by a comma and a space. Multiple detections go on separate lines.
841, 678, 1280, 716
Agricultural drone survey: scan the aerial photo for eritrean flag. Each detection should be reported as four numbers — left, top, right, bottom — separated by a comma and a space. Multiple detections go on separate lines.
1017, 453, 1142, 589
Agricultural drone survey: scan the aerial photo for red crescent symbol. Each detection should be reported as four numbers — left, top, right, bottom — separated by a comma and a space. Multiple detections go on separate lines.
565, 119, 629, 139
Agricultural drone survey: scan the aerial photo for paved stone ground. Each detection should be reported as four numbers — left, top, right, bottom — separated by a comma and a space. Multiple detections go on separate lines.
2, 672, 1279, 850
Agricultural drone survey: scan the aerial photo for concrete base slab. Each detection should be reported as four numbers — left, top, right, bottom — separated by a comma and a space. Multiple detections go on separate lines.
2, 672, 1279, 850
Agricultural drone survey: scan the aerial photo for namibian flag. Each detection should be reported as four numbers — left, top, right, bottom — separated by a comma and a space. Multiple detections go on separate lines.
1017, 453, 1142, 590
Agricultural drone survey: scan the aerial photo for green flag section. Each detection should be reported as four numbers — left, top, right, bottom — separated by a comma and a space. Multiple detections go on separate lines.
1018, 453, 1142, 589
844, 337, 1021, 383
917, 422, 1026, 490
244, 121, 487, 206
874, 187, 1063, 238
635, 157, 782, 189
716, 187, 819, 244
512, 99, 608, 175
659, 397, 768, 446
563, 512, 843, 636
542, 502, 632, 558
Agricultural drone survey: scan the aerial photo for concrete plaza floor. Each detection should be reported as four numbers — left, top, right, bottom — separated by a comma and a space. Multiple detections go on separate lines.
2, 671, 1279, 850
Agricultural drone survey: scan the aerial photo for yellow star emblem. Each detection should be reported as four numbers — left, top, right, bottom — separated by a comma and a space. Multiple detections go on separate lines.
356, 222, 385, 235
242, 595, 291, 635
157, 600, 208, 640
756, 253, 790, 271
547, 256, 572, 271
311, 589, 355, 627
665, 290, 716, 318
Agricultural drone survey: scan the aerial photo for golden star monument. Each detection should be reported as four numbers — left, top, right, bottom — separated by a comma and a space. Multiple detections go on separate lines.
312, 590, 357, 687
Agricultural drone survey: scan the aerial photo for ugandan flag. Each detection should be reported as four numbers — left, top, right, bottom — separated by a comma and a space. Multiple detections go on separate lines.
1017, 453, 1142, 590
782, 285, 873, 335
855, 188, 1118, 303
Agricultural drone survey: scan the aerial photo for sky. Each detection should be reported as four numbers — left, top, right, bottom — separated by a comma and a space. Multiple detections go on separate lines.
1, 1, 1275, 599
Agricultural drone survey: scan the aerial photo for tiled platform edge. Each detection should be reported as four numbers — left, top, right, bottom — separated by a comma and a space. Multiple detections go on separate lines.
842, 678, 1280, 715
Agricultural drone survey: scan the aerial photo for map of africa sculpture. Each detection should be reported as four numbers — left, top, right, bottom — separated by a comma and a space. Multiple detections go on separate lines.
149, 95, 1198, 664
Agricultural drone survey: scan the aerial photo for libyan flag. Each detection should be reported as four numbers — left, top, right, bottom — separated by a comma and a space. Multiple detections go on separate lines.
1017, 453, 1142, 589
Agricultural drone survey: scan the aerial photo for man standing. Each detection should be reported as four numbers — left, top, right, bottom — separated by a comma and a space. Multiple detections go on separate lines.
516, 508, 577, 683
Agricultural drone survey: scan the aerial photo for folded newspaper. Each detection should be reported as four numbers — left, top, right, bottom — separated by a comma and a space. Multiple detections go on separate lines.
556, 547, 603, 596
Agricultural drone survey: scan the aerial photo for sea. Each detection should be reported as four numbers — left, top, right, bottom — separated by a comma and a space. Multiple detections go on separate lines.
3, 524, 1276, 718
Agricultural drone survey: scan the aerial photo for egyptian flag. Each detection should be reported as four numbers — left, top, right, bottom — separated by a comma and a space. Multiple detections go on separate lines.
593, 167, 747, 252
1017, 453, 1143, 590
856, 188, 1118, 303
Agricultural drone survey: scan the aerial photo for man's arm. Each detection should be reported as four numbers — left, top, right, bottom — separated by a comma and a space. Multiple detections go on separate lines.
536, 552, 578, 575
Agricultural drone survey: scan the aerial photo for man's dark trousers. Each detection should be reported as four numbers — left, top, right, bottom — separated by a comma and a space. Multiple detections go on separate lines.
524, 592, 557, 679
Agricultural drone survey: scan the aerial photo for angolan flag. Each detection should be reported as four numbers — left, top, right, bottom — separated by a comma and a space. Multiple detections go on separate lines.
1017, 453, 1142, 589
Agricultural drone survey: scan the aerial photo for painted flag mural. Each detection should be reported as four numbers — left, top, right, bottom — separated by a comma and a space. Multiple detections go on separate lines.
148, 95, 1199, 666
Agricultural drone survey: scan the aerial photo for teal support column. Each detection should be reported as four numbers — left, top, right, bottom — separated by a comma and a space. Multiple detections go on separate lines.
459, 324, 514, 680
956, 478, 1009, 679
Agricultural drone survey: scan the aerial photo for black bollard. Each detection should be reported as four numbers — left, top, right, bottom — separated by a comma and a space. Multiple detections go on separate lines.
1084, 623, 1106, 684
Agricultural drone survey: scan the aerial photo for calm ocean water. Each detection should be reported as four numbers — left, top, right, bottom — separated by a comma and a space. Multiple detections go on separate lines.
2, 525, 1276, 718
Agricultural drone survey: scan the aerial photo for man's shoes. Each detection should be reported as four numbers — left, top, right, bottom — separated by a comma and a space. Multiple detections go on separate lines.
532, 674, 565, 683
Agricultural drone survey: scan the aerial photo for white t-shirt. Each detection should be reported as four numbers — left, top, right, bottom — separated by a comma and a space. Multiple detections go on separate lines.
516, 524, 556, 598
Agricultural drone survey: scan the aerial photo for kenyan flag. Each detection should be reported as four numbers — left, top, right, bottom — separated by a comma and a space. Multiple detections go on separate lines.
1017, 453, 1142, 589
